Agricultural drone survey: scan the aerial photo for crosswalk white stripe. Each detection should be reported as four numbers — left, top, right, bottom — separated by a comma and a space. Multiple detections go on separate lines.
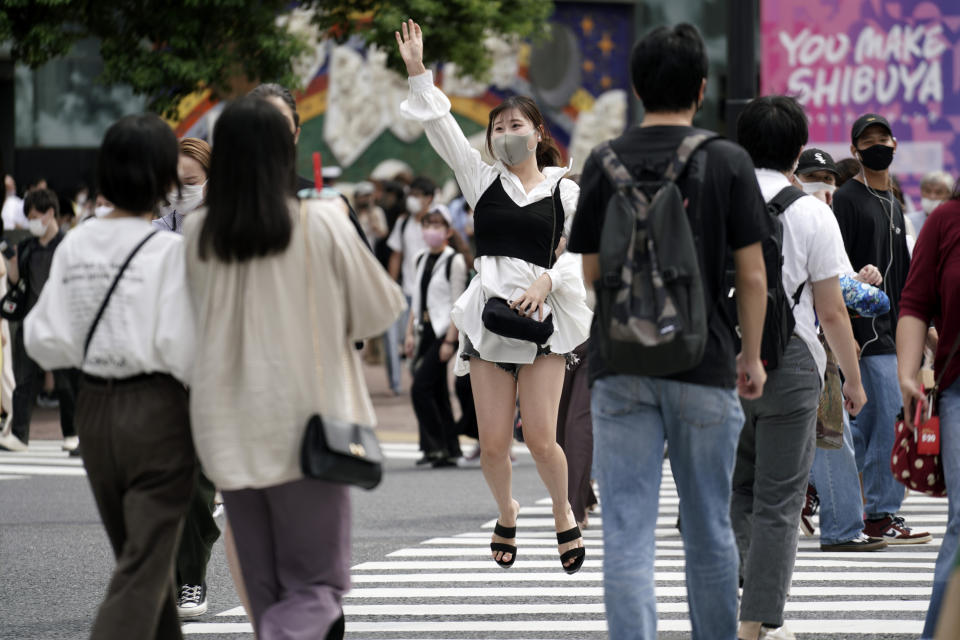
354, 558, 936, 571
0, 456, 83, 466
185, 619, 927, 635
335, 585, 935, 599
351, 571, 933, 583
0, 464, 86, 476
404, 543, 942, 560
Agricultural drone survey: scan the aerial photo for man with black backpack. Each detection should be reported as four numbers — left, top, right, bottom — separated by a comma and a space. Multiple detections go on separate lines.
568, 24, 770, 640
731, 96, 867, 640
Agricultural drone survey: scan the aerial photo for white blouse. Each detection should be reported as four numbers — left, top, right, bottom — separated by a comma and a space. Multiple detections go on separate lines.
400, 71, 591, 373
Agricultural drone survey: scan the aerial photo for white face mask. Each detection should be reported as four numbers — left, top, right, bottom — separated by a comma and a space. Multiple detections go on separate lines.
801, 181, 836, 196
28, 217, 48, 237
162, 182, 206, 216
920, 197, 943, 215
94, 205, 114, 218
406, 195, 423, 215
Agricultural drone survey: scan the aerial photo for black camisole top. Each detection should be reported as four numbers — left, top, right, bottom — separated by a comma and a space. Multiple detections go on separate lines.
473, 178, 563, 269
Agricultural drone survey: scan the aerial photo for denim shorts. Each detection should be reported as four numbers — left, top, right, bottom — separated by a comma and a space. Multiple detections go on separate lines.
460, 336, 577, 381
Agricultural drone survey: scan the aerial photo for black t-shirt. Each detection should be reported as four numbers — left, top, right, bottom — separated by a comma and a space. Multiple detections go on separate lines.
832, 178, 910, 356
418, 252, 440, 323
18, 230, 66, 311
567, 125, 769, 388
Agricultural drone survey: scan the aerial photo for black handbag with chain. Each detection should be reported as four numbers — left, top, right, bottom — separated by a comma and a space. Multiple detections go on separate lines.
296, 200, 384, 490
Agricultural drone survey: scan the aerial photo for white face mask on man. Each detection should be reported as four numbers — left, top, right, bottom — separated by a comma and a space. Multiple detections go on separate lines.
800, 181, 836, 196
28, 217, 49, 237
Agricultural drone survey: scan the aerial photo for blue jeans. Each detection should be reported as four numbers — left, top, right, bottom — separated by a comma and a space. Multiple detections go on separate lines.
852, 354, 905, 518
592, 375, 744, 640
383, 296, 411, 394
810, 411, 866, 545
923, 382, 960, 638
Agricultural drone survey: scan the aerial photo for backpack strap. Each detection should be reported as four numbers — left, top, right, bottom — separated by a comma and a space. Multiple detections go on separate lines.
595, 142, 636, 188
444, 252, 454, 282
664, 132, 722, 182
767, 185, 807, 216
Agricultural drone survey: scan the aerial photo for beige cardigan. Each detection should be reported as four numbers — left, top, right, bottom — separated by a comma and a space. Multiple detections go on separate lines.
183, 198, 406, 490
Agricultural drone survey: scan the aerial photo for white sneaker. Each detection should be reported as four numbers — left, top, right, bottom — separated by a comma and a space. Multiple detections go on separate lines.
759, 625, 796, 639
62, 436, 79, 452
0, 432, 28, 452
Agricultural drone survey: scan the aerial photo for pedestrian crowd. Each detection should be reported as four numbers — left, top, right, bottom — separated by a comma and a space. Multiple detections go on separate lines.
1, 16, 959, 640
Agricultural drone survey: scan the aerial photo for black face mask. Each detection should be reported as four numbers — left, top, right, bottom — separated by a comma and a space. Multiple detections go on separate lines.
857, 143, 894, 171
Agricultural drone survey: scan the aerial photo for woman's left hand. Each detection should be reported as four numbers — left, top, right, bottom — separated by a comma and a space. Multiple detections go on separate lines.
510, 274, 552, 320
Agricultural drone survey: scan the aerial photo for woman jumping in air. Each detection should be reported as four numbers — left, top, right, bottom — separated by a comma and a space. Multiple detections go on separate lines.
396, 20, 592, 573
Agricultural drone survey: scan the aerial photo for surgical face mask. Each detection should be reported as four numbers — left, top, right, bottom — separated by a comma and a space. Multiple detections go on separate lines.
920, 197, 943, 215
28, 217, 48, 237
406, 195, 423, 215
491, 130, 538, 166
163, 182, 206, 216
857, 144, 895, 171
422, 226, 447, 249
94, 205, 113, 218
801, 181, 836, 196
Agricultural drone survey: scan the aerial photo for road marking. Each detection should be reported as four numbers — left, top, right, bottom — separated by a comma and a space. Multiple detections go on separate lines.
185, 461, 942, 637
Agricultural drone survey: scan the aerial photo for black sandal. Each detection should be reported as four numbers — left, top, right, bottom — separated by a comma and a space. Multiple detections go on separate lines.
490, 521, 517, 568
557, 525, 585, 574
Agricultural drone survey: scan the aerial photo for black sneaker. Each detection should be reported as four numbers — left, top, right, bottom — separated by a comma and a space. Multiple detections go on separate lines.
800, 484, 819, 536
820, 533, 888, 552
177, 583, 207, 618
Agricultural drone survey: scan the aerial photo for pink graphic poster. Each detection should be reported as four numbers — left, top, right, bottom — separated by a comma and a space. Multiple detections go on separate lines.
760, 0, 960, 199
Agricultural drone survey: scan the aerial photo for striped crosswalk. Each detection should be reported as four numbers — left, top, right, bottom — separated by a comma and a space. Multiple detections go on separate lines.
0, 441, 515, 479
182, 463, 945, 638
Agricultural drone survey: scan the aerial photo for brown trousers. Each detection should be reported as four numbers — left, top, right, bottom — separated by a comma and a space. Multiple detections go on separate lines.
77, 374, 197, 640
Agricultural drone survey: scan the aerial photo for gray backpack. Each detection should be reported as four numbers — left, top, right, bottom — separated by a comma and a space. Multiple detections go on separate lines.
594, 132, 718, 376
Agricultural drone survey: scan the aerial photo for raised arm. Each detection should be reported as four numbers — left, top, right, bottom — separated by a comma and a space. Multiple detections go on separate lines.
396, 20, 497, 208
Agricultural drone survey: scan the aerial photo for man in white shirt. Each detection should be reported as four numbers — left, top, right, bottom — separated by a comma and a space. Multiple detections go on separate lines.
383, 176, 433, 399
1, 175, 27, 231
730, 95, 868, 640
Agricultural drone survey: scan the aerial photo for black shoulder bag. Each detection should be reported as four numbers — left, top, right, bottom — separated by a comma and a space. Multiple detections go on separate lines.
1, 242, 34, 321
297, 201, 384, 490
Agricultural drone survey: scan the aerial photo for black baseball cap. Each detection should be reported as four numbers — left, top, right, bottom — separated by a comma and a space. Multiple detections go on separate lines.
796, 148, 838, 177
851, 113, 892, 143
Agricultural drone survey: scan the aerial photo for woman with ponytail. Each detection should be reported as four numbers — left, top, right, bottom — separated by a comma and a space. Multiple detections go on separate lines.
397, 20, 591, 574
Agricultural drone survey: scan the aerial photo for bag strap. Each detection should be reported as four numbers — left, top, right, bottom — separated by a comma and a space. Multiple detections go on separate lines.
768, 185, 806, 216
664, 132, 722, 182
935, 330, 960, 392
83, 230, 159, 360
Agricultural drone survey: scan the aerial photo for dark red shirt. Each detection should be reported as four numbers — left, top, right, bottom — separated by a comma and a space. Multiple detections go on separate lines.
899, 199, 960, 393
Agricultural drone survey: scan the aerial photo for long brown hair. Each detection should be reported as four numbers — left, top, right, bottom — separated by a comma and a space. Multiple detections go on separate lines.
485, 96, 563, 171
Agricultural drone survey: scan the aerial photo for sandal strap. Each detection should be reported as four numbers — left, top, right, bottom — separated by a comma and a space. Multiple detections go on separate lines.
490, 542, 517, 554
556, 525, 582, 544
494, 522, 517, 538
560, 546, 585, 562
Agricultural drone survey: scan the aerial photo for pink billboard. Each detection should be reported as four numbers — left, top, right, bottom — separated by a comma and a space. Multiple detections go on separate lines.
761, 0, 960, 199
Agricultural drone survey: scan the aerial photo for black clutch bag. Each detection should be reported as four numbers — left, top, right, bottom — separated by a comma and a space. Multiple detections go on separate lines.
482, 297, 555, 344
0, 278, 29, 321
300, 414, 384, 490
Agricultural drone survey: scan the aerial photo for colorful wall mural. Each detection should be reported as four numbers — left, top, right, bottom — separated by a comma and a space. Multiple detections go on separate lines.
168, 2, 634, 187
